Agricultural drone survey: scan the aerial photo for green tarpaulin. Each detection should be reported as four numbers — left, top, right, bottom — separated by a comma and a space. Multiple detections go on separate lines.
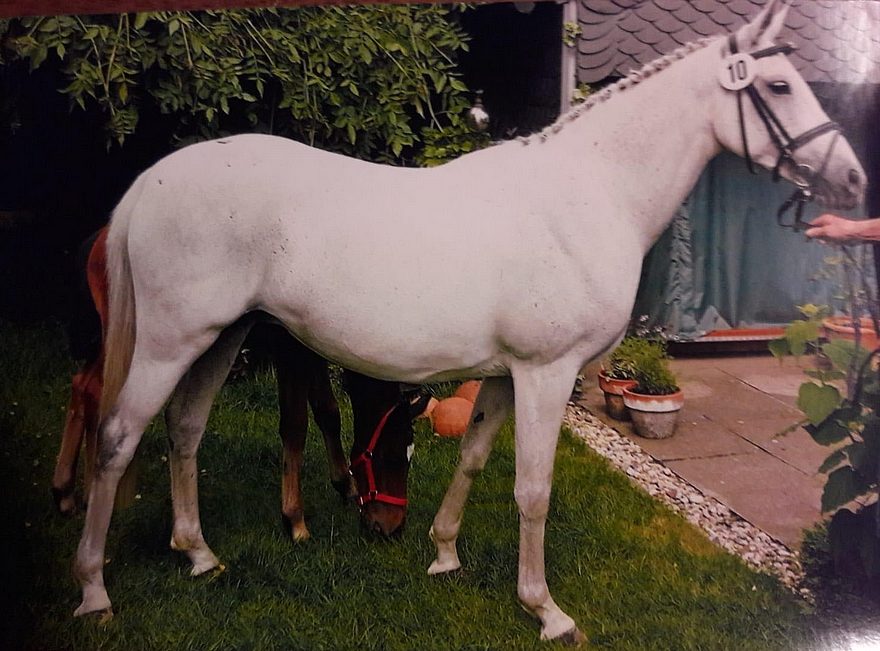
633, 152, 871, 338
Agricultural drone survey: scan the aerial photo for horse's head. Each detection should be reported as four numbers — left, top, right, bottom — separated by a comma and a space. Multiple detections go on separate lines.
711, 0, 865, 210
346, 373, 430, 537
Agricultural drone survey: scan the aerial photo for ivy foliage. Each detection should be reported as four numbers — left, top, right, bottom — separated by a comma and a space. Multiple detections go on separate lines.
1, 6, 475, 162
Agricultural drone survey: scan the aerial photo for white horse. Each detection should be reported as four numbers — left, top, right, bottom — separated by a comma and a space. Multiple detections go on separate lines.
74, 0, 864, 643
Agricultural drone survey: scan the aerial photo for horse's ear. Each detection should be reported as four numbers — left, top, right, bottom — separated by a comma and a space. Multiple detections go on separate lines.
736, 0, 791, 50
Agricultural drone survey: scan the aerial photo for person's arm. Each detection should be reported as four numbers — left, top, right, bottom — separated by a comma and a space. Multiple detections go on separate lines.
804, 214, 880, 243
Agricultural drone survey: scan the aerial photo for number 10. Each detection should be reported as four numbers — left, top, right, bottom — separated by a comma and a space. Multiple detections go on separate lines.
728, 60, 748, 83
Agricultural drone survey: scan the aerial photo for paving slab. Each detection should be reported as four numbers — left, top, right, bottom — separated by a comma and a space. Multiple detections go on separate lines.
577, 354, 832, 549
666, 453, 823, 547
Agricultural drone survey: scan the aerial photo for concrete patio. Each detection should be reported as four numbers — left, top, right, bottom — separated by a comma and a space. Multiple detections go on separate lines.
577, 354, 831, 549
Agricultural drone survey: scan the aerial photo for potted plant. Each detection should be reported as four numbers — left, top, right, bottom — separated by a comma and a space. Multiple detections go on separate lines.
822, 314, 879, 351
621, 341, 683, 439
598, 337, 641, 420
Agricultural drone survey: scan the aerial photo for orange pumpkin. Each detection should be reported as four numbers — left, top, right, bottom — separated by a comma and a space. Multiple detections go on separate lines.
430, 396, 474, 438
454, 380, 482, 404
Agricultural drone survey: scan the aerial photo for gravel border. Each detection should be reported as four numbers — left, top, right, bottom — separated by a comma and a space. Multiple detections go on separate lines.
564, 392, 811, 601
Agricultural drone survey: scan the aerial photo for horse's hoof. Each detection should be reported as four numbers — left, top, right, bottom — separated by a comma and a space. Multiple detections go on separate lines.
190, 558, 224, 577
192, 563, 226, 580
281, 513, 310, 543
74, 603, 113, 622
291, 525, 311, 543
52, 486, 76, 516
427, 558, 461, 575
550, 627, 587, 647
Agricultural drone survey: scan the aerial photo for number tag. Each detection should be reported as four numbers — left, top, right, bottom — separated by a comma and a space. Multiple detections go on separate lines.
719, 53, 757, 91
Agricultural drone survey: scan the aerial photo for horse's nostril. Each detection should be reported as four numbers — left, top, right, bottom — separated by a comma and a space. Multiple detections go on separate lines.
848, 168, 862, 187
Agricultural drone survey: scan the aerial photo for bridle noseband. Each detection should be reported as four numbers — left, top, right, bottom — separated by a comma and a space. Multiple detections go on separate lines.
725, 34, 842, 230
349, 391, 424, 510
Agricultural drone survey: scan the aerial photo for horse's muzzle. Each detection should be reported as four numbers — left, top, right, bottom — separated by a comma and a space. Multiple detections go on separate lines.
360, 502, 406, 539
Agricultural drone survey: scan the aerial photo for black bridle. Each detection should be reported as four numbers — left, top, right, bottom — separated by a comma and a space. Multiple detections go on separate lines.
726, 34, 842, 230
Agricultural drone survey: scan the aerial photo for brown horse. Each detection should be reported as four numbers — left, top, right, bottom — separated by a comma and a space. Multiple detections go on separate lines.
52, 227, 427, 539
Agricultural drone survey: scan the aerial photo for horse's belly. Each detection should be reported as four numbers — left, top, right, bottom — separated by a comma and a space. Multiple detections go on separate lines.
276, 307, 507, 383
261, 262, 508, 383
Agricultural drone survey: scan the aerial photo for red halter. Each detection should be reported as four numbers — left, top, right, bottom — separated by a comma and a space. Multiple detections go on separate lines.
349, 403, 408, 508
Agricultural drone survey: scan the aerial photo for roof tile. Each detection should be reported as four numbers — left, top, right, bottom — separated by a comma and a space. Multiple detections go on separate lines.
618, 11, 647, 33
653, 11, 688, 34
619, 33, 649, 56
671, 3, 706, 24
637, 24, 670, 46
579, 20, 617, 41
578, 32, 616, 55
669, 26, 701, 45
577, 0, 880, 84
708, 4, 741, 27
690, 15, 726, 36
725, 0, 760, 18
797, 1, 820, 19
691, 0, 721, 13
816, 7, 845, 31
783, 8, 809, 30
654, 0, 687, 12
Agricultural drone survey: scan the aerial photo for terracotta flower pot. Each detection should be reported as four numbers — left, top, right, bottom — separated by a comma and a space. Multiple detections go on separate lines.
822, 316, 879, 351
622, 387, 684, 439
597, 370, 637, 421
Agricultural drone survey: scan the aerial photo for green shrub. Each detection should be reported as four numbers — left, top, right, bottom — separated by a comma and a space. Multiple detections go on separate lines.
629, 339, 679, 395
605, 336, 650, 380
1, 7, 472, 160
605, 336, 678, 394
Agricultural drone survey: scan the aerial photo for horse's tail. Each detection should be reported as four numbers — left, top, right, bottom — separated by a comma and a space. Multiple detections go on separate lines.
99, 177, 144, 420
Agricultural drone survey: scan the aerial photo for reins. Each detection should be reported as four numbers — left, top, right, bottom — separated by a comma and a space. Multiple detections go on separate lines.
725, 34, 842, 231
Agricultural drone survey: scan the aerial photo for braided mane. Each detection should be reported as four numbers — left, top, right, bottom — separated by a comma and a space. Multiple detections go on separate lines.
518, 36, 718, 145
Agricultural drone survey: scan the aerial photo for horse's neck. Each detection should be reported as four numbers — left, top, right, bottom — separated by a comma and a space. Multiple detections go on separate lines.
554, 43, 723, 254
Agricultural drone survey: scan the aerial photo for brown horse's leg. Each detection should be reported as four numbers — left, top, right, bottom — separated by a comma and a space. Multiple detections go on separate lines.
273, 330, 311, 542
308, 361, 356, 502
166, 320, 252, 575
52, 370, 91, 515
81, 362, 103, 509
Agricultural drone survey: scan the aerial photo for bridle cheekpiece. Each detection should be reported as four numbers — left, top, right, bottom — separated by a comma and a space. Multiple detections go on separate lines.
723, 33, 842, 229
349, 398, 409, 510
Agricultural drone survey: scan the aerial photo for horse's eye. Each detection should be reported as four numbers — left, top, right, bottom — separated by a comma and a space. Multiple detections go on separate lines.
768, 81, 791, 95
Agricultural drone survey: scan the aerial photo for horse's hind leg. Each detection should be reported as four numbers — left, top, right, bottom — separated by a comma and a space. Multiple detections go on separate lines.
308, 360, 356, 502
52, 369, 92, 514
428, 376, 514, 575
166, 320, 252, 574
273, 333, 313, 542
74, 333, 219, 618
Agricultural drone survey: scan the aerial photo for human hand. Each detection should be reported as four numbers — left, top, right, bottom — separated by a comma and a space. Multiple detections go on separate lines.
804, 213, 859, 243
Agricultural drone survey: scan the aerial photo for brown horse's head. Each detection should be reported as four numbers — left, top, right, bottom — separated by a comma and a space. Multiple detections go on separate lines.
345, 372, 430, 537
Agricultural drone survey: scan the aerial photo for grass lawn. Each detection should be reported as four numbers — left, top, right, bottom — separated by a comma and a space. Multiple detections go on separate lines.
1, 320, 816, 650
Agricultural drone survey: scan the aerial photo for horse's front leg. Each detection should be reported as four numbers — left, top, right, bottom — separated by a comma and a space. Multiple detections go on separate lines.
512, 360, 585, 645
428, 376, 514, 574
166, 321, 252, 575
307, 361, 356, 502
